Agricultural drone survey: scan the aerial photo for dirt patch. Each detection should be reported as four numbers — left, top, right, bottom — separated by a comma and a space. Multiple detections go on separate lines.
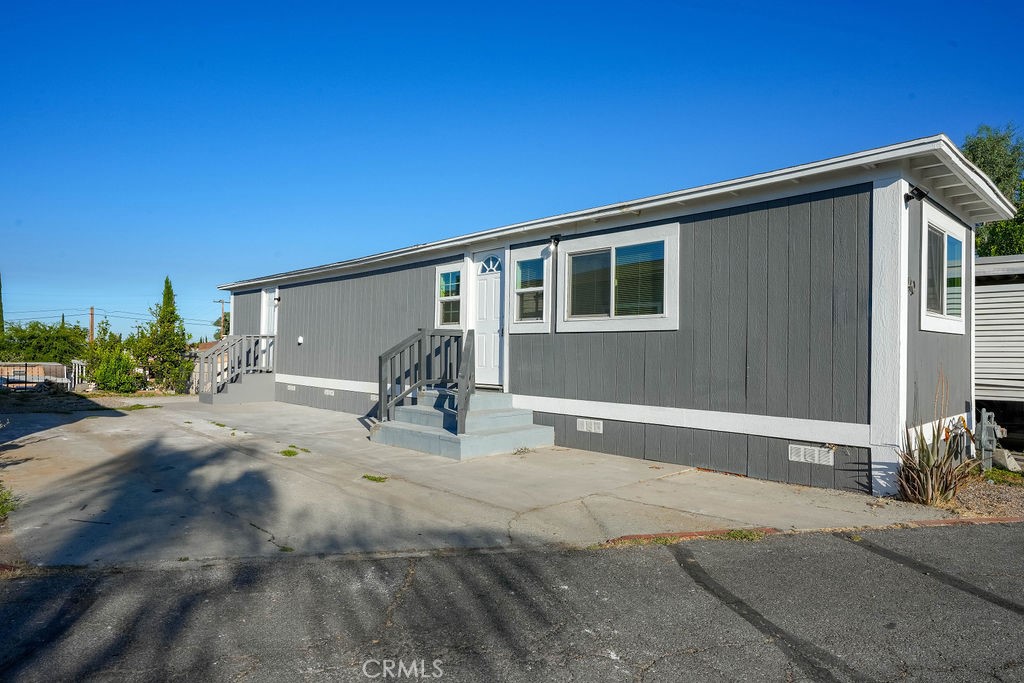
0, 390, 128, 415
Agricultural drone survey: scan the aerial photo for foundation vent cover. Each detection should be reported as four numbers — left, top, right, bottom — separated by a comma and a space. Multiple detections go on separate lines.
576, 418, 604, 434
788, 444, 834, 467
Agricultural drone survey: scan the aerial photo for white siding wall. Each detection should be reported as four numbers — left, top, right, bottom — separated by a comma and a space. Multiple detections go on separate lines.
976, 280, 1024, 402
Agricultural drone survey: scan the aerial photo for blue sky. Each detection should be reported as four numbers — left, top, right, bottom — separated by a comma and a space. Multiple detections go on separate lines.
2, 1, 1021, 339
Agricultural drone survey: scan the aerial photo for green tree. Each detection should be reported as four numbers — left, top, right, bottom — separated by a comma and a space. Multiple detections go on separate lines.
213, 311, 230, 340
963, 124, 1024, 256
0, 321, 88, 364
132, 277, 193, 392
0, 272, 5, 338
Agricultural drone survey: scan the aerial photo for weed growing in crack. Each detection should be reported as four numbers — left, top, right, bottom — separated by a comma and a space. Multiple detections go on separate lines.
280, 449, 299, 457
362, 474, 388, 483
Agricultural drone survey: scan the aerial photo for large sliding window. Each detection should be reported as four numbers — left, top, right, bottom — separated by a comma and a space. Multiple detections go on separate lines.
920, 203, 966, 335
557, 222, 679, 332
568, 242, 665, 318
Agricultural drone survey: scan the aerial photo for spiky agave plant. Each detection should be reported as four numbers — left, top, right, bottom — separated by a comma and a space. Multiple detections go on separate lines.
896, 416, 978, 505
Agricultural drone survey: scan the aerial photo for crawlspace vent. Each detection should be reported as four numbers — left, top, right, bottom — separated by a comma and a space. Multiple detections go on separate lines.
787, 444, 834, 467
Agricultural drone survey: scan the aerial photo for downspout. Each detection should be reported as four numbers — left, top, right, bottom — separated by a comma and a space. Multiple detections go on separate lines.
550, 234, 561, 334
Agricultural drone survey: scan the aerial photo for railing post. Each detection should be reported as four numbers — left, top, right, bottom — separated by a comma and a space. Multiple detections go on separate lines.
419, 328, 428, 388
378, 355, 387, 422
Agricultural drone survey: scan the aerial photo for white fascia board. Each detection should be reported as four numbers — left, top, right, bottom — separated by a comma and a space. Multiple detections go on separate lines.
512, 395, 872, 447
219, 135, 1012, 292
275, 374, 378, 395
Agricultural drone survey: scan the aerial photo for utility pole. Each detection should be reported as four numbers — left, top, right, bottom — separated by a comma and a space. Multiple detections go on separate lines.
214, 299, 228, 339
89, 306, 94, 343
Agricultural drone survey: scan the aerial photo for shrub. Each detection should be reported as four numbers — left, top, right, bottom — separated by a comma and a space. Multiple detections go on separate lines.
0, 484, 18, 520
897, 417, 978, 505
93, 350, 145, 393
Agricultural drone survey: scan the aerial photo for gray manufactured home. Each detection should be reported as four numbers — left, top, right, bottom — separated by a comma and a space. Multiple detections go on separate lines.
206, 135, 1014, 496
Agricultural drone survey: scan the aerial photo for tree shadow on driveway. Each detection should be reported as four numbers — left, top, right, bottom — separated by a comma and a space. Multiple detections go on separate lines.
0, 431, 622, 681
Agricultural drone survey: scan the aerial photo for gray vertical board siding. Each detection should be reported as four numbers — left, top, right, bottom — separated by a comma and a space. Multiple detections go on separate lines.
692, 217, 713, 411
746, 206, 769, 416
787, 199, 811, 419
537, 413, 871, 493
728, 209, 748, 414
276, 257, 452, 382
808, 195, 835, 421
709, 212, 731, 411
710, 431, 730, 472
727, 432, 747, 475
832, 189, 860, 423
508, 183, 873, 427
232, 290, 262, 335
833, 445, 872, 494
275, 382, 376, 416
677, 219, 696, 410
691, 428, 712, 469
747, 435, 769, 479
766, 439, 788, 482
906, 201, 974, 423
766, 200, 791, 417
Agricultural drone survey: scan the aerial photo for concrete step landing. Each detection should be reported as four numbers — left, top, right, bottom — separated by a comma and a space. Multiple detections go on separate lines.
370, 388, 553, 460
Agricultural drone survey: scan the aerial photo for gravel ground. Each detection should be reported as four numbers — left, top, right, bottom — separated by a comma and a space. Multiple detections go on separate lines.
955, 474, 1024, 517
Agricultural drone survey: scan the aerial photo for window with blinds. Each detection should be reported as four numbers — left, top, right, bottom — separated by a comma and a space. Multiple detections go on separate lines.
515, 258, 545, 321
568, 241, 664, 319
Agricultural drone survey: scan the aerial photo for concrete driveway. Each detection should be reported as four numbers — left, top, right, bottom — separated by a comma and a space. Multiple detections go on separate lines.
0, 398, 950, 566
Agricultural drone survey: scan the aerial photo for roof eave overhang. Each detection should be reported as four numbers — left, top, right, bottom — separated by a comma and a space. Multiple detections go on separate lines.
219, 134, 1017, 291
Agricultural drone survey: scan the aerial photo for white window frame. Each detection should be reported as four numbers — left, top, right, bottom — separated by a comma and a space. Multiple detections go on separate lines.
435, 263, 465, 329
919, 202, 966, 335
556, 222, 679, 333
508, 243, 552, 334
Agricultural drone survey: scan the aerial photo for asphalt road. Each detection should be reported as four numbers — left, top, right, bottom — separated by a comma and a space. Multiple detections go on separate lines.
2, 523, 1022, 682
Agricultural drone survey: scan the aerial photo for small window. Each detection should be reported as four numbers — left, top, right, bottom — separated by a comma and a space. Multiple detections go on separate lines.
920, 203, 966, 335
508, 245, 552, 333
515, 258, 544, 321
437, 268, 461, 327
568, 241, 664, 319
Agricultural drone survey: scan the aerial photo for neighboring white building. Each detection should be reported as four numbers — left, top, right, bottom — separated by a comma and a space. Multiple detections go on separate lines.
976, 254, 1024, 404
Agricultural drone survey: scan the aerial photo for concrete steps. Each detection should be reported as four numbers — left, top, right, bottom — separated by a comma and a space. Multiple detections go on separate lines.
370, 388, 553, 460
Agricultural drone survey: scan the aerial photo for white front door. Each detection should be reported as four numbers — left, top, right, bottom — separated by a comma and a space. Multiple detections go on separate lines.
259, 287, 278, 370
474, 250, 504, 387
260, 287, 278, 336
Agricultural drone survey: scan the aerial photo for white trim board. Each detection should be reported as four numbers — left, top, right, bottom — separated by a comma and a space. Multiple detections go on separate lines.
275, 374, 378, 395
512, 394, 872, 447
